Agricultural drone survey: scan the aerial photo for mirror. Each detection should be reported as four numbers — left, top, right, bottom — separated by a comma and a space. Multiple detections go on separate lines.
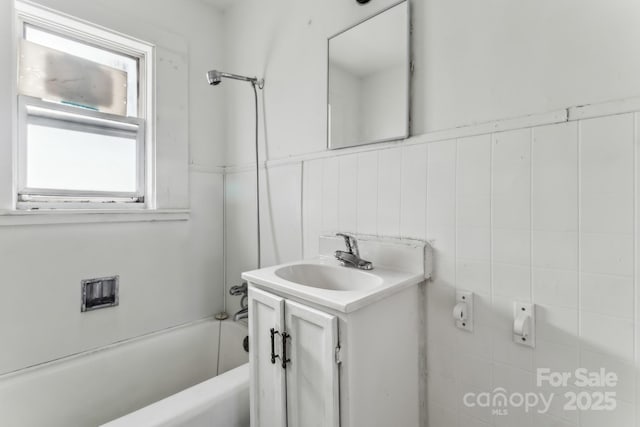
328, 1, 409, 150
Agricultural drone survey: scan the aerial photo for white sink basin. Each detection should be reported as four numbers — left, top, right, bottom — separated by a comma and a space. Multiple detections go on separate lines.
274, 263, 383, 292
242, 235, 429, 313
243, 260, 423, 313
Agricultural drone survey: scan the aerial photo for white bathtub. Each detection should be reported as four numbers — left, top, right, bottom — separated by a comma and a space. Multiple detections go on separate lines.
0, 318, 249, 427
102, 364, 249, 427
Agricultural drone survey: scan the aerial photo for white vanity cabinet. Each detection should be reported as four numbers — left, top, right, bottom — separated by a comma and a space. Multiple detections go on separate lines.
243, 234, 430, 427
247, 280, 423, 427
248, 286, 339, 427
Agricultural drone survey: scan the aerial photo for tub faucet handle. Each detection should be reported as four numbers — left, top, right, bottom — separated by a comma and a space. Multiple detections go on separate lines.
230, 282, 248, 296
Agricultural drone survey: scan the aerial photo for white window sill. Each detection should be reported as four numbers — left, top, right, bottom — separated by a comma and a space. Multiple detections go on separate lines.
0, 209, 190, 226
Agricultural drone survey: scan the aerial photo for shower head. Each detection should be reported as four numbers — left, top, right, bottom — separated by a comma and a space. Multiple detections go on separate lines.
207, 70, 223, 86
206, 69, 263, 87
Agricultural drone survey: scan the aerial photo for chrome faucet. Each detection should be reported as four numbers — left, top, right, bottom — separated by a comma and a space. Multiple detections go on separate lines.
230, 282, 249, 321
335, 233, 373, 270
233, 307, 249, 321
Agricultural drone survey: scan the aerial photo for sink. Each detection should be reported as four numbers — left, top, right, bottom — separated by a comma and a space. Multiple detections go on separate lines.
242, 235, 429, 313
274, 263, 383, 291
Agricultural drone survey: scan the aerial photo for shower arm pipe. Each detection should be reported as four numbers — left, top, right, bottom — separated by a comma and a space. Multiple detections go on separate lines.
222, 71, 264, 88
207, 69, 264, 89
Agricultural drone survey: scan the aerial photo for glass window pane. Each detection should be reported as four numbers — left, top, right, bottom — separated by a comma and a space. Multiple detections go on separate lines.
26, 123, 138, 193
20, 25, 138, 117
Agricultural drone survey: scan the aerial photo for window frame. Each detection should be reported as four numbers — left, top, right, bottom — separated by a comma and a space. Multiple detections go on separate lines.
14, 1, 155, 210
17, 95, 146, 205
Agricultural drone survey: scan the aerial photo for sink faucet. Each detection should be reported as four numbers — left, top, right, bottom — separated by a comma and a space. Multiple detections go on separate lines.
335, 233, 373, 270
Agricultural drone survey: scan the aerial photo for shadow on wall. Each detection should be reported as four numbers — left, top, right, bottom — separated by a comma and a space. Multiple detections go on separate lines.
425, 247, 635, 426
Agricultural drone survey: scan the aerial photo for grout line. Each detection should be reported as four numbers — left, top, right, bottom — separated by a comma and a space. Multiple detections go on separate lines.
222, 172, 227, 313
396, 148, 402, 236
320, 158, 326, 234
354, 153, 360, 235
399, 147, 405, 236
337, 157, 341, 231
489, 134, 496, 392
300, 161, 305, 259
356, 155, 361, 235
454, 139, 459, 291
336, 157, 341, 232
529, 128, 534, 305
424, 144, 429, 248
489, 134, 495, 304
576, 119, 583, 427
375, 151, 380, 236
634, 112, 639, 421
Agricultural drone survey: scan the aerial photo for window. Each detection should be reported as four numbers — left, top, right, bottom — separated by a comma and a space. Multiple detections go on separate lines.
15, 2, 154, 209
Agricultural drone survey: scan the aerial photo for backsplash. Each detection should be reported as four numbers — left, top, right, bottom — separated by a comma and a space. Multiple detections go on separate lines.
226, 109, 639, 426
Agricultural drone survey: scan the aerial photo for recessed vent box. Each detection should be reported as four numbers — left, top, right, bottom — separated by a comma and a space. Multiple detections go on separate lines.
81, 276, 119, 312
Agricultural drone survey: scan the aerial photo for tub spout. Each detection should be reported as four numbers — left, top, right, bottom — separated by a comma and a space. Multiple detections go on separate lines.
233, 307, 249, 322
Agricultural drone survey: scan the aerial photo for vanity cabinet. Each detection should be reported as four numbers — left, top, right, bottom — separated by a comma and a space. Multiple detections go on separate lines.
247, 281, 422, 427
248, 287, 339, 427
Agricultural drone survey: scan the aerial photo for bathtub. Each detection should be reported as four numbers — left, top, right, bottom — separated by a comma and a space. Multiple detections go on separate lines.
102, 364, 249, 427
0, 318, 249, 427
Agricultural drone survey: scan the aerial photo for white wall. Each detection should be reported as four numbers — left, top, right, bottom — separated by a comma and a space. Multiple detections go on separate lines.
0, 0, 226, 375
223, 0, 640, 167
222, 0, 640, 425
224, 163, 303, 316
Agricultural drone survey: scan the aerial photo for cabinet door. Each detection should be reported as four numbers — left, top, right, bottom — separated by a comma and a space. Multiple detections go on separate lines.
285, 300, 339, 427
248, 286, 287, 427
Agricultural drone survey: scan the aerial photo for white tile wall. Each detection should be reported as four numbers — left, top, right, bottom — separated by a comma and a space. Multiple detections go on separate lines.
338, 155, 358, 233
321, 157, 340, 234
302, 159, 323, 259
400, 144, 428, 239
377, 147, 403, 237
356, 151, 379, 235
492, 129, 531, 302
225, 111, 640, 425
